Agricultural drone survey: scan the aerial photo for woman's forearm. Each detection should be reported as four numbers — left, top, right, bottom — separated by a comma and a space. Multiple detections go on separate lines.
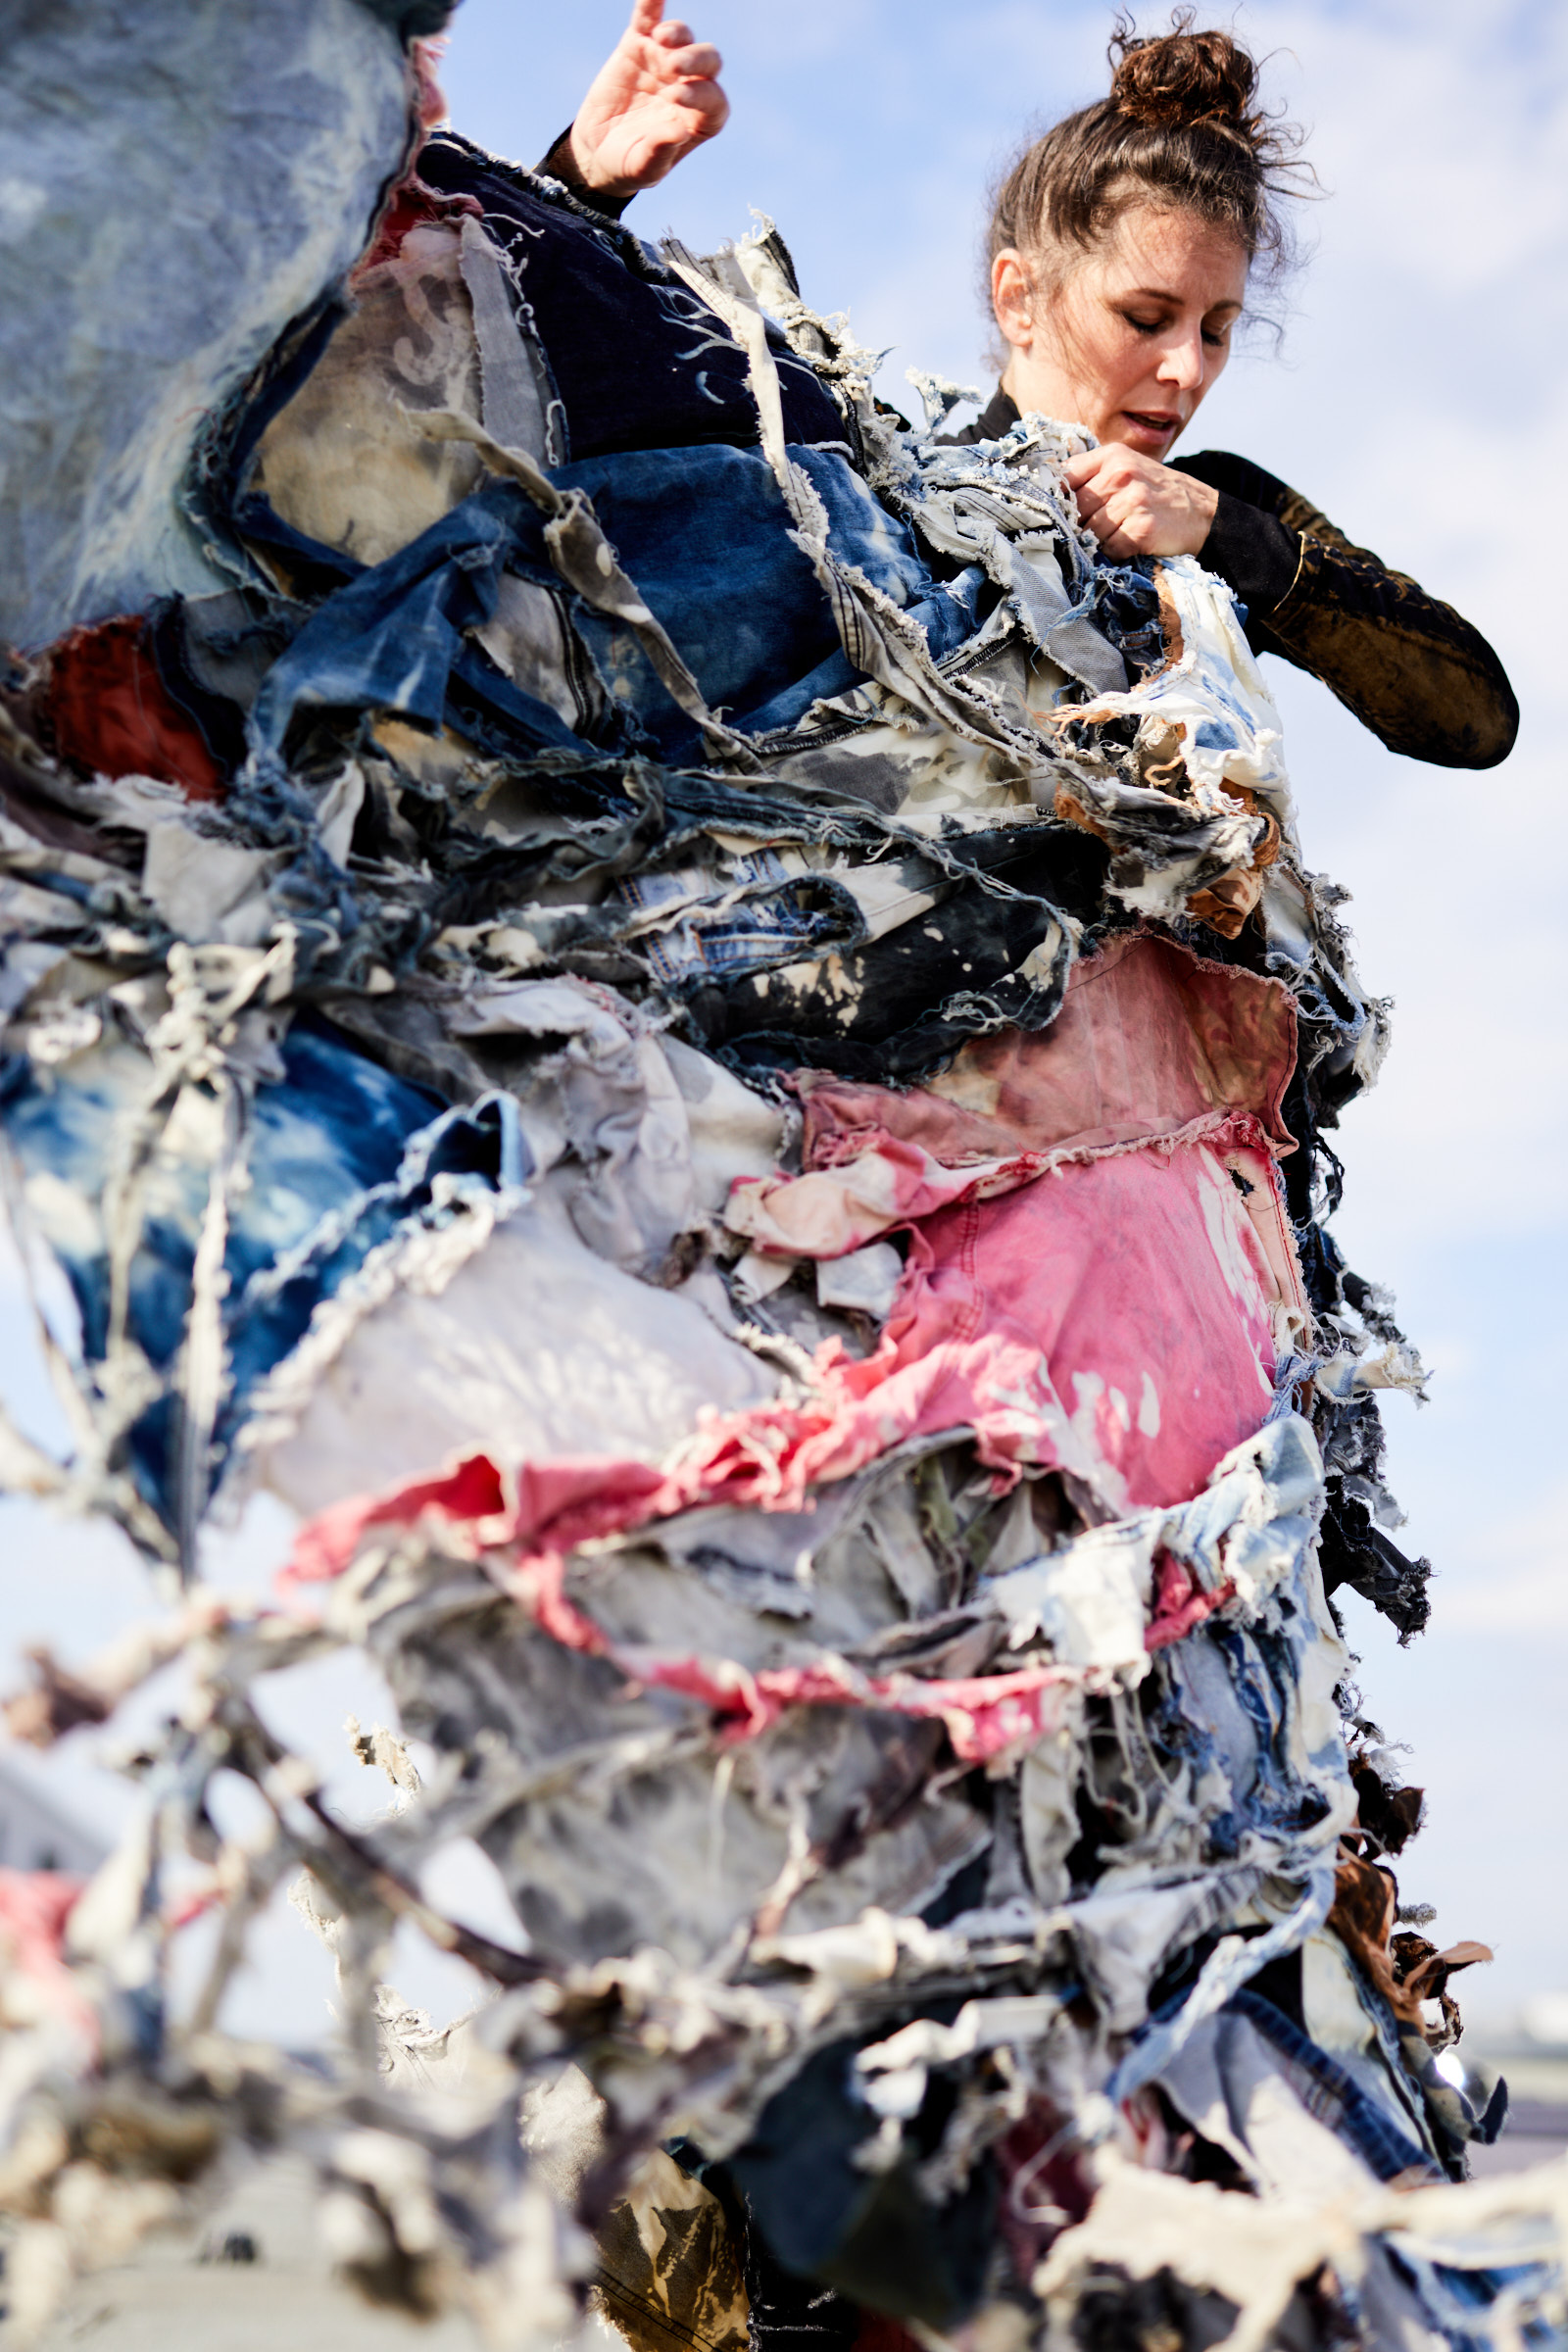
1176, 450, 1519, 770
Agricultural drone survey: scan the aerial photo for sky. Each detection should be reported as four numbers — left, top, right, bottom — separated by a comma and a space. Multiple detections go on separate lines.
0, 0, 1563, 2045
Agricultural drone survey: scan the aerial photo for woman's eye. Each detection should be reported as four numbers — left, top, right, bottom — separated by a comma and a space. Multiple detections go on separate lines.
1122, 313, 1162, 335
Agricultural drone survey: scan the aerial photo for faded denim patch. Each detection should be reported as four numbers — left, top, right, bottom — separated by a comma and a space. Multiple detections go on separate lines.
1, 1016, 522, 1514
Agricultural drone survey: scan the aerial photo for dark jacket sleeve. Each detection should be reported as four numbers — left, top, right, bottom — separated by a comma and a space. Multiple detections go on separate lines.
1174, 449, 1518, 770
533, 126, 635, 220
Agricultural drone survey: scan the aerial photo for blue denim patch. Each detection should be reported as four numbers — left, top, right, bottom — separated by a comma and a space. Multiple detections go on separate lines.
1227, 1987, 1435, 2183
613, 850, 866, 985
246, 442, 992, 773
1, 1016, 523, 1519
248, 478, 586, 761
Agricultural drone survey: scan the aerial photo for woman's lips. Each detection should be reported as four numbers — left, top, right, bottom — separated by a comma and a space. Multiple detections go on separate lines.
1121, 410, 1180, 446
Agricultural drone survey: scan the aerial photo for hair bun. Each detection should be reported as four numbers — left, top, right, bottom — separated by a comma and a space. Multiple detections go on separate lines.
984, 6, 1307, 294
1109, 9, 1262, 141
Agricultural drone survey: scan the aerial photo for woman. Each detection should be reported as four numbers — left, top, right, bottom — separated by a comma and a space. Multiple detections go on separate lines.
556, 4, 1517, 769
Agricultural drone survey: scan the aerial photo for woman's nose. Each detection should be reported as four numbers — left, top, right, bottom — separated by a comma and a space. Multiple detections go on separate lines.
1159, 331, 1206, 393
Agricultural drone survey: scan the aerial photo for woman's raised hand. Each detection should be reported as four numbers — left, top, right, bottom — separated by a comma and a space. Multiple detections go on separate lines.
555, 1, 729, 205
1062, 444, 1219, 562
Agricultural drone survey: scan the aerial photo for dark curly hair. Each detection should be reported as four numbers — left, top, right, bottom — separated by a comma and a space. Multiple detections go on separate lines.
987, 11, 1310, 291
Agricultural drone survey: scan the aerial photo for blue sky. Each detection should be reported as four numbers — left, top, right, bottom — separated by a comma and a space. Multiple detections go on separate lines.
0, 0, 1561, 2041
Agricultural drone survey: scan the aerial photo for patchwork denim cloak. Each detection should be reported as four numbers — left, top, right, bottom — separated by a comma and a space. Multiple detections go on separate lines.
0, 62, 1537, 2352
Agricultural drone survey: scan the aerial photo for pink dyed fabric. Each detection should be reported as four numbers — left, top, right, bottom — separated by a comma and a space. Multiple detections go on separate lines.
803, 929, 1298, 1169
290, 1129, 1297, 1589
0, 1870, 93, 2042
866, 1130, 1292, 1512
726, 931, 1298, 1261
287, 931, 1307, 1675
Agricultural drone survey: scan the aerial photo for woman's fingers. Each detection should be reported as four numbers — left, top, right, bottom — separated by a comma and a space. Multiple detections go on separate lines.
1072, 479, 1148, 554
1061, 449, 1104, 492
674, 76, 729, 131
1068, 477, 1112, 527
627, 2, 723, 83
1061, 447, 1212, 558
652, 40, 723, 79
563, 0, 728, 196
1087, 488, 1143, 556
1063, 454, 1125, 527
638, 63, 727, 126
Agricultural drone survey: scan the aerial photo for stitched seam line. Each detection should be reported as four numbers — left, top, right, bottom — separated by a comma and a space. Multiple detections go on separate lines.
1263, 530, 1312, 628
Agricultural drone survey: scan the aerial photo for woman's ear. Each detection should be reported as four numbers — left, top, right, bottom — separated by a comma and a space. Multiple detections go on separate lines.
992, 250, 1037, 353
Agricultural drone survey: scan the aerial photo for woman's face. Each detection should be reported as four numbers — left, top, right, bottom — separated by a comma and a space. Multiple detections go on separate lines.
993, 201, 1249, 459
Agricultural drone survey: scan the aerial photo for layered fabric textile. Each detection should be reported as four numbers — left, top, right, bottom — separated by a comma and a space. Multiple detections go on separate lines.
0, 37, 1546, 2352
0, 0, 419, 649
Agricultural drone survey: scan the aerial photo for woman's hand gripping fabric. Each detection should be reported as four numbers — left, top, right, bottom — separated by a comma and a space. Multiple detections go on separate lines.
1064, 442, 1220, 561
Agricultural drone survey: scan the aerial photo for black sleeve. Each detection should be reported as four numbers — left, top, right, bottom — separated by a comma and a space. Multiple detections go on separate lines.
533, 125, 635, 220
1180, 479, 1301, 618
935, 384, 1021, 448
1172, 449, 1518, 770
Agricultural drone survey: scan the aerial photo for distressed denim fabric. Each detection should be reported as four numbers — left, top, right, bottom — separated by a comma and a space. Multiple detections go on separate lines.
248, 476, 590, 760
549, 442, 985, 758
684, 832, 1099, 1083
247, 441, 988, 769
293, 1412, 1347, 1977
1199, 1989, 1436, 2183
0, 1015, 522, 1517
612, 851, 866, 985
0, 103, 1535, 2352
0, 0, 419, 650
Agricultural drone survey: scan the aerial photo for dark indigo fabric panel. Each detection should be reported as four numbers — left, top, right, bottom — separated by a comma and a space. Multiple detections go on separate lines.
554, 443, 982, 756
417, 132, 849, 463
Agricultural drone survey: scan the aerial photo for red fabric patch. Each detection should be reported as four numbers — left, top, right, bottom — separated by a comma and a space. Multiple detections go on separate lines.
289, 1138, 1288, 1617
286, 1454, 666, 1593
1145, 1552, 1233, 1650
995, 2099, 1094, 2285
357, 168, 482, 275
44, 615, 222, 803
853, 2317, 922, 2352
282, 1135, 1291, 1764
0, 1868, 96, 2044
